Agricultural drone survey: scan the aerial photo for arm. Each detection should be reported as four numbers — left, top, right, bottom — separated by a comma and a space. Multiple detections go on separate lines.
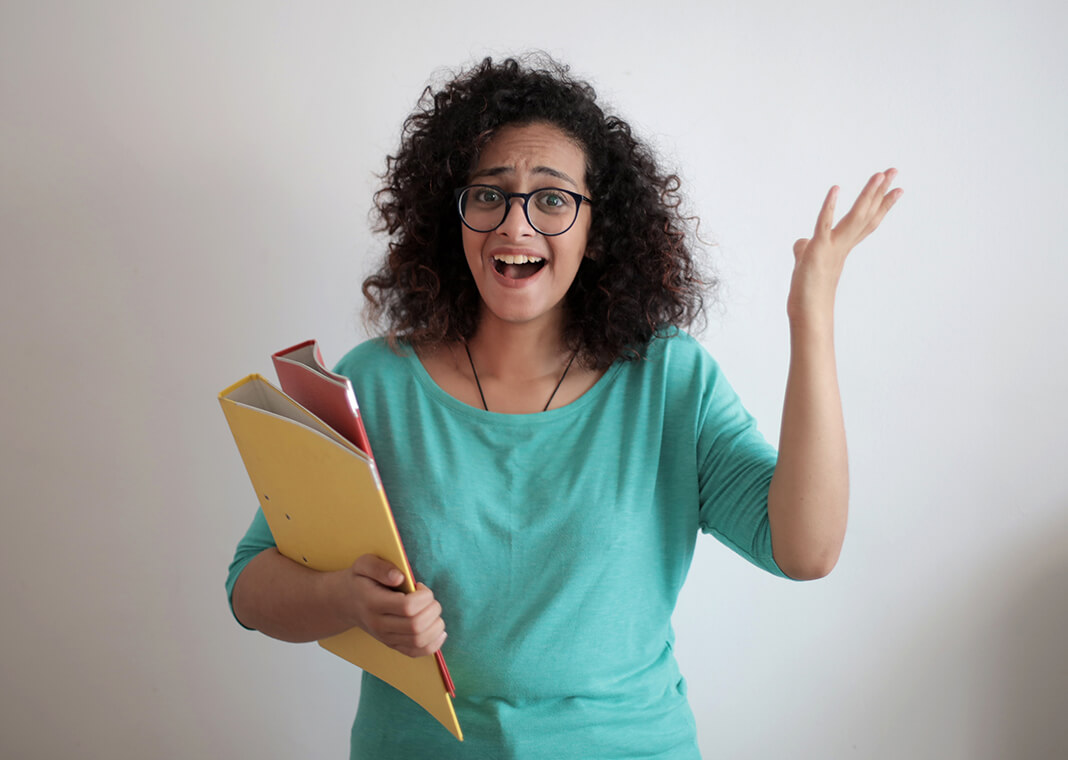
767, 169, 903, 579
231, 549, 448, 658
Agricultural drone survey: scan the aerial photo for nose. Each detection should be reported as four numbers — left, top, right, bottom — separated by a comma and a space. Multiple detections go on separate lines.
496, 197, 536, 238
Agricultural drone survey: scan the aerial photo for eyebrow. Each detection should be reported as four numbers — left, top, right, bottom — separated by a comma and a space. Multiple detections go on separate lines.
469, 165, 580, 188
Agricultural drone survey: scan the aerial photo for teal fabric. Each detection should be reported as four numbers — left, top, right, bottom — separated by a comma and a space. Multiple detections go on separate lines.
226, 331, 791, 758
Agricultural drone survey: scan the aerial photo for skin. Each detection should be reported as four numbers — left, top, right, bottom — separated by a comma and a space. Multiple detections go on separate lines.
768, 170, 903, 579
231, 550, 447, 657
231, 126, 903, 653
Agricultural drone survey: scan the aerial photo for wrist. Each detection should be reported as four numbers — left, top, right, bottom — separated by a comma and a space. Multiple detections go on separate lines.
316, 568, 356, 631
787, 273, 837, 322
787, 300, 835, 332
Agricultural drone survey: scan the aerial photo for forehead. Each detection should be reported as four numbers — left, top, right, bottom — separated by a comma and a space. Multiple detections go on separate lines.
471, 122, 588, 190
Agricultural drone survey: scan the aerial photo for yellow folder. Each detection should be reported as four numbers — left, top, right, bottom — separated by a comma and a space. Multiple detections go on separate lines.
219, 374, 462, 741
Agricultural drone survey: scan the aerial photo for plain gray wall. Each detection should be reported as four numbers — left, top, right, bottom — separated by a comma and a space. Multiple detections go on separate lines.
2, 1, 1066, 758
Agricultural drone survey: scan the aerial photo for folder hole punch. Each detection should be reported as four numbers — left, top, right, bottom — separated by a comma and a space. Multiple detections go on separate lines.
285, 513, 291, 520
302, 556, 309, 563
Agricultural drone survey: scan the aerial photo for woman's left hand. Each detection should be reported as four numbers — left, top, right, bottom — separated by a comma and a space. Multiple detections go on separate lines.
769, 168, 902, 578
788, 168, 903, 324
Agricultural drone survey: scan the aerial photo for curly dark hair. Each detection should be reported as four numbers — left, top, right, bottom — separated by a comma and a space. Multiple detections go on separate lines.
362, 54, 712, 369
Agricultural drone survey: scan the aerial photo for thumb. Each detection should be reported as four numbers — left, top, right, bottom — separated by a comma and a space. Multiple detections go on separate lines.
352, 554, 406, 588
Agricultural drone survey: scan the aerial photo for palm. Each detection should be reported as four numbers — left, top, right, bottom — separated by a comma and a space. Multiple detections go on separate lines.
789, 168, 903, 319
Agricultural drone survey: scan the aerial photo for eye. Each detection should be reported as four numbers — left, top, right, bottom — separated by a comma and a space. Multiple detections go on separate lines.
472, 187, 503, 204
533, 189, 574, 213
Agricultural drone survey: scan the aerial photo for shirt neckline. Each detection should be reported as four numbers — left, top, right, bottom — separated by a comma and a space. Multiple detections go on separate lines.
400, 344, 628, 425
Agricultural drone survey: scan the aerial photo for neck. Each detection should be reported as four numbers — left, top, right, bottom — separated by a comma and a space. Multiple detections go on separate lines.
466, 308, 571, 381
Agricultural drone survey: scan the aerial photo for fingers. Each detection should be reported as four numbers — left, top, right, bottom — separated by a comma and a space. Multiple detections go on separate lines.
834, 168, 902, 242
381, 584, 442, 626
349, 556, 448, 657
373, 584, 447, 657
351, 553, 406, 588
378, 582, 439, 618
860, 169, 895, 217
877, 168, 898, 196
814, 185, 839, 238
380, 589, 446, 642
836, 172, 881, 231
859, 167, 901, 234
867, 185, 903, 233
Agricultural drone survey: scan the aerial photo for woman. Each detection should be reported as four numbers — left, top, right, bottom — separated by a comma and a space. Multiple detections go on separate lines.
227, 56, 901, 758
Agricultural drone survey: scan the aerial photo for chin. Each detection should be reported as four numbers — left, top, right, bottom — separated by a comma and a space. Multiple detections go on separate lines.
480, 297, 562, 327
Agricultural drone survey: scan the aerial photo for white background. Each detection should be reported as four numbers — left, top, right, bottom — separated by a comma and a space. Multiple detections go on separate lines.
2, 1, 1066, 758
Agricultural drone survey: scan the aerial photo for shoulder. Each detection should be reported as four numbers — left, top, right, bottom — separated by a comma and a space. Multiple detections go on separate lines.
331, 337, 425, 412
628, 329, 748, 422
639, 329, 724, 384
332, 337, 414, 381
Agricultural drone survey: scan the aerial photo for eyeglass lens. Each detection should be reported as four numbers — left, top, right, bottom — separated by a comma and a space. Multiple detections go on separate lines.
458, 186, 579, 235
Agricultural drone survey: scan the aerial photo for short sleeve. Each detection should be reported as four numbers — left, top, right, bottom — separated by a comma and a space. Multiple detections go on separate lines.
225, 508, 277, 629
695, 362, 790, 579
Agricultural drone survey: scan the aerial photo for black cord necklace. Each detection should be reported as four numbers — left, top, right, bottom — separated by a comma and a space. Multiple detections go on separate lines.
464, 342, 578, 412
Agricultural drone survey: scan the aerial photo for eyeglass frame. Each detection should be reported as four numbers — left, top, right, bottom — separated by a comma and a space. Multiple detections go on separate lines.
453, 184, 594, 237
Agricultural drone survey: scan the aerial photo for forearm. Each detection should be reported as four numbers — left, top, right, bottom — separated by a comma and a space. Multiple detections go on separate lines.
767, 313, 849, 580
230, 548, 355, 643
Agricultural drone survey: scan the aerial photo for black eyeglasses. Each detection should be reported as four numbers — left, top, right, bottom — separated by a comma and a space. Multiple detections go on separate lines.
454, 184, 593, 236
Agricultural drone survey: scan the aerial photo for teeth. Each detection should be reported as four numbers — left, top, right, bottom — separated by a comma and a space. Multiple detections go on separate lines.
493, 254, 543, 265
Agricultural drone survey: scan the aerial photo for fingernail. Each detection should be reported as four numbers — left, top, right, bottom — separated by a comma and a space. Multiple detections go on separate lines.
388, 570, 403, 585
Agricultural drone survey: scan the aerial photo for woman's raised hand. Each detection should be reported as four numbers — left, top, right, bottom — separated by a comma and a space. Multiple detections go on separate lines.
788, 169, 903, 323
333, 554, 447, 658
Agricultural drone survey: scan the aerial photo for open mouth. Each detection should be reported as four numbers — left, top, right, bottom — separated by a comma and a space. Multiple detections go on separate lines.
493, 253, 546, 280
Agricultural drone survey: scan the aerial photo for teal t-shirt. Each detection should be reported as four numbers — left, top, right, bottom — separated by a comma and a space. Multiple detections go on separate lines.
227, 331, 789, 758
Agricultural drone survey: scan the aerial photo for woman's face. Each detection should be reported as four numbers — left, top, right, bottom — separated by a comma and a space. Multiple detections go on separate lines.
461, 122, 591, 332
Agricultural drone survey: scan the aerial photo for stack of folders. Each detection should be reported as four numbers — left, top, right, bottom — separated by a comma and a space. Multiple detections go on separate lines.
219, 340, 462, 741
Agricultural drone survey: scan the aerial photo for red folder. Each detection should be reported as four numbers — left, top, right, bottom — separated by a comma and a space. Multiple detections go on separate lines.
271, 340, 456, 698
273, 340, 374, 456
